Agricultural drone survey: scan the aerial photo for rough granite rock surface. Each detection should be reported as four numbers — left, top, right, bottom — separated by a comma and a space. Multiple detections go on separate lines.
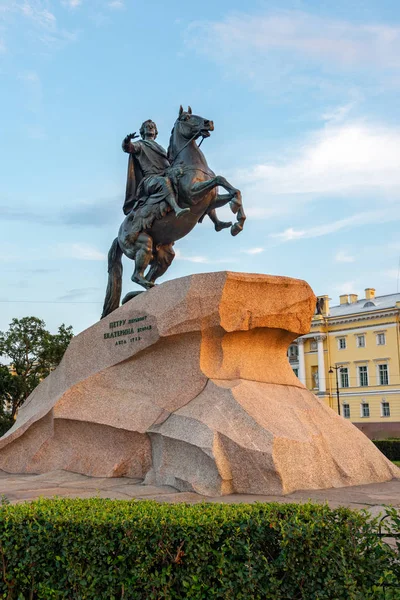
0, 271, 398, 495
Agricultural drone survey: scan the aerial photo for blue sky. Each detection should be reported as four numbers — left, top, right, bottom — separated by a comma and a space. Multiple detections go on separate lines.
1, 0, 400, 334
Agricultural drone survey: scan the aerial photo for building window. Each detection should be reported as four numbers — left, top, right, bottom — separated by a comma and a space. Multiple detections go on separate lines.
357, 335, 365, 348
376, 333, 386, 346
337, 337, 346, 350
381, 401, 390, 417
293, 368, 299, 377
378, 364, 389, 386
310, 340, 317, 351
288, 345, 298, 359
340, 367, 349, 388
342, 404, 350, 418
361, 402, 370, 418
358, 365, 368, 387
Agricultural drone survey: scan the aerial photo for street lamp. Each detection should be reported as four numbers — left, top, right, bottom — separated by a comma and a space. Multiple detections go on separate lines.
329, 365, 343, 416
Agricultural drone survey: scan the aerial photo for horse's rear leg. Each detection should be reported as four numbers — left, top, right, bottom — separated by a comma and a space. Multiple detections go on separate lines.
207, 208, 232, 232
146, 243, 175, 285
131, 232, 155, 289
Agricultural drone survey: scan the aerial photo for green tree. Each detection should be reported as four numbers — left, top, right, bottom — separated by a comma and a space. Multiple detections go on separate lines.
0, 317, 73, 426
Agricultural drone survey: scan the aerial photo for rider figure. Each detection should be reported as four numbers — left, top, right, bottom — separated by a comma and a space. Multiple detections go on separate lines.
122, 119, 190, 219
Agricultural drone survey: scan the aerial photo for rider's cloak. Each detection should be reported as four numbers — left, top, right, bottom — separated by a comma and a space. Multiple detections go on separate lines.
123, 140, 170, 215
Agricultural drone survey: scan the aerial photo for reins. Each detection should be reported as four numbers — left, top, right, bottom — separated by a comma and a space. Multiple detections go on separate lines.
171, 126, 206, 163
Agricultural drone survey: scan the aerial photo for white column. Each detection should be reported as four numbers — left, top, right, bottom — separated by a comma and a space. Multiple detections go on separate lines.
297, 338, 306, 385
315, 334, 326, 393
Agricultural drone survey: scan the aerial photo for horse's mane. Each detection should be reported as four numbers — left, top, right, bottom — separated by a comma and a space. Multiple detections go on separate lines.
167, 120, 178, 163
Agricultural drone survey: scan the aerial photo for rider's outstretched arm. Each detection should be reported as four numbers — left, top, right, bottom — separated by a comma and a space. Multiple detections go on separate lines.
122, 133, 140, 154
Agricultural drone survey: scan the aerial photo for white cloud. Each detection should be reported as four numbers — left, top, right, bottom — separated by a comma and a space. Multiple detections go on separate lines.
108, 0, 124, 9
332, 281, 359, 296
57, 243, 106, 261
183, 255, 209, 263
334, 250, 355, 263
271, 209, 400, 243
385, 268, 400, 280
174, 248, 234, 264
189, 11, 400, 71
18, 2, 57, 30
321, 101, 357, 124
63, 0, 82, 8
242, 247, 264, 255
0, 1, 78, 51
271, 227, 305, 242
240, 122, 400, 197
232, 118, 400, 226
57, 287, 100, 301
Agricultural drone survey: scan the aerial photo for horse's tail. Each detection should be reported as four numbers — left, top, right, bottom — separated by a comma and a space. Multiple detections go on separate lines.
101, 238, 123, 319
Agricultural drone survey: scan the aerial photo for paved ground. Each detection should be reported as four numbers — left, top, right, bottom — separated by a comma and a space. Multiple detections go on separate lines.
0, 470, 399, 517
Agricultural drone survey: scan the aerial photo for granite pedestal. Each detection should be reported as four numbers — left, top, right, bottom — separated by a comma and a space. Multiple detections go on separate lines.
0, 272, 398, 496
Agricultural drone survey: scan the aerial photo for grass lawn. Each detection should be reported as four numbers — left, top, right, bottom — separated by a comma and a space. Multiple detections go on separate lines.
393, 460, 400, 467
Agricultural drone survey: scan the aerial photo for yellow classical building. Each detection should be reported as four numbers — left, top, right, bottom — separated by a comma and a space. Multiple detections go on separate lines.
288, 288, 400, 439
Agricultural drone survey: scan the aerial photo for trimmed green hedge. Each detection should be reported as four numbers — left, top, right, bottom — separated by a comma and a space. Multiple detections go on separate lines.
0, 498, 398, 599
373, 439, 400, 461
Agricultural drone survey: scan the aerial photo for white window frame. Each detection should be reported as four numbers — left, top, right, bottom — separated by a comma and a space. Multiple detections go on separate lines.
337, 337, 346, 350
342, 403, 350, 419
360, 402, 370, 418
376, 332, 386, 346
340, 367, 349, 388
381, 400, 390, 418
377, 363, 389, 386
358, 365, 369, 387
356, 334, 366, 348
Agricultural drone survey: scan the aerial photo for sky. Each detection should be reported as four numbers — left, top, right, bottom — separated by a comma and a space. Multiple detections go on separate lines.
1, 0, 400, 335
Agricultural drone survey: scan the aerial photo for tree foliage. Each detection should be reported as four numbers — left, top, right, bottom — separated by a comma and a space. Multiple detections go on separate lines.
0, 317, 73, 427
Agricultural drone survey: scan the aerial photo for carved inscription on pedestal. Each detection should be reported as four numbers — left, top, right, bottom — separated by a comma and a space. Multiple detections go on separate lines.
103, 315, 152, 346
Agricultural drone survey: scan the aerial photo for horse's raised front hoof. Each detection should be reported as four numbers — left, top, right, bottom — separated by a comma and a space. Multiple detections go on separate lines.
231, 223, 243, 236
215, 221, 232, 232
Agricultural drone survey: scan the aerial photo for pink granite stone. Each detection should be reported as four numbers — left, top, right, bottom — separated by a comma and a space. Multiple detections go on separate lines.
0, 271, 398, 494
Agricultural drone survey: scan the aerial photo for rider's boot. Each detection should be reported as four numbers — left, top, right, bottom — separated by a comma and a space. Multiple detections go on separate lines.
175, 207, 191, 218
167, 193, 191, 219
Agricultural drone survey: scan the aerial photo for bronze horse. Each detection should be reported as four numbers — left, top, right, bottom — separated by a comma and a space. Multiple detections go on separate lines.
101, 106, 246, 317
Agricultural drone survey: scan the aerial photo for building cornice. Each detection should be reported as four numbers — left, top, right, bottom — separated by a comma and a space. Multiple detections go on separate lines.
335, 388, 400, 397
311, 309, 399, 327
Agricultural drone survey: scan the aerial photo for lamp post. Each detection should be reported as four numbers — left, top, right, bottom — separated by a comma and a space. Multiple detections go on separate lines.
329, 365, 343, 416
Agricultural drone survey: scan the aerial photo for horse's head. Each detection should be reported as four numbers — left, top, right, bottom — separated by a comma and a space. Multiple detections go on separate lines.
176, 105, 214, 141
168, 105, 214, 163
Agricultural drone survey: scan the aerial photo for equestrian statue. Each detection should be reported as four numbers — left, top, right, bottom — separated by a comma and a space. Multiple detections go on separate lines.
101, 105, 246, 318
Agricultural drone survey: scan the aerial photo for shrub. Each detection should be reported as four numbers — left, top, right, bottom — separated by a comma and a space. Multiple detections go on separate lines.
0, 499, 398, 599
373, 439, 400, 461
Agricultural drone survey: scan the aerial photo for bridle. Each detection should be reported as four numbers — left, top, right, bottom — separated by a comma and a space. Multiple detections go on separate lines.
171, 120, 208, 163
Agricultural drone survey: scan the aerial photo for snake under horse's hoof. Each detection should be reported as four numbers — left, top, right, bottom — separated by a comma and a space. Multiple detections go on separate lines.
121, 290, 145, 305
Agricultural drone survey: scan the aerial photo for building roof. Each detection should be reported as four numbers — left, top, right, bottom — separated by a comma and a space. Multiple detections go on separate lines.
329, 293, 400, 318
